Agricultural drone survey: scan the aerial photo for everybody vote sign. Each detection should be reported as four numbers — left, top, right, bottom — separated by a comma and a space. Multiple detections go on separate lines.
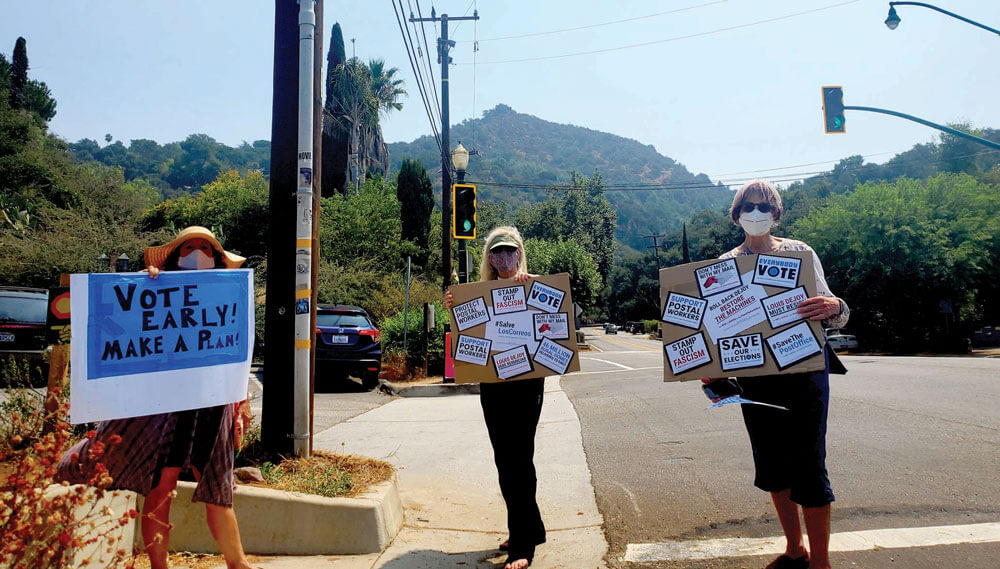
659, 251, 826, 381
448, 273, 580, 383
69, 270, 254, 423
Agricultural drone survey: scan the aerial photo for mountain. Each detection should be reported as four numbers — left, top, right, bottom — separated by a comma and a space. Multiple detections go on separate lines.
387, 104, 732, 251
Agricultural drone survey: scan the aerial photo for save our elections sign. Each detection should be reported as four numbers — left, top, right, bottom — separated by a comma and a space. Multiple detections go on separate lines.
69, 269, 254, 423
447, 273, 580, 383
658, 251, 826, 381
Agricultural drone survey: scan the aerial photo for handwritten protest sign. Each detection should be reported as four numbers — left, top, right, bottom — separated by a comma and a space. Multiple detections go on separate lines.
70, 270, 254, 423
447, 273, 580, 383
659, 251, 826, 381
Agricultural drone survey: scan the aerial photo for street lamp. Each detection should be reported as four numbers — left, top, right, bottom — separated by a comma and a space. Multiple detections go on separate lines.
116, 253, 130, 273
884, 2, 1000, 36
451, 142, 469, 182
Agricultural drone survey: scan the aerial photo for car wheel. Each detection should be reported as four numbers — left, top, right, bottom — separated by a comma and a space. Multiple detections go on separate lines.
361, 371, 380, 390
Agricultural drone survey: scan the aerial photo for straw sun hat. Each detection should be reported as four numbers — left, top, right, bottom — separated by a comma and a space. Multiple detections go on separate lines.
144, 226, 245, 269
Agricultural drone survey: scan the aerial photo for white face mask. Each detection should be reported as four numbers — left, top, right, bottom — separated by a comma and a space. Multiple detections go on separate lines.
739, 209, 775, 236
177, 249, 215, 270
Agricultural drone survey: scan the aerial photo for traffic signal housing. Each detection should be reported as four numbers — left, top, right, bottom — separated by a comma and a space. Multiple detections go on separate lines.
822, 86, 845, 133
453, 183, 476, 239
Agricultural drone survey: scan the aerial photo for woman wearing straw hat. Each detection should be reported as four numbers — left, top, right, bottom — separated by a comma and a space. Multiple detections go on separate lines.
59, 226, 257, 569
444, 226, 545, 569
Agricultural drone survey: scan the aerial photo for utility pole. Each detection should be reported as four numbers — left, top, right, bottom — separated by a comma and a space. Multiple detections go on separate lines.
644, 233, 666, 271
410, 8, 480, 291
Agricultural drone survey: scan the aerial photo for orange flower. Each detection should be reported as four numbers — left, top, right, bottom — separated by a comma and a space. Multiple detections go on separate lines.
108, 434, 122, 445
86, 429, 97, 439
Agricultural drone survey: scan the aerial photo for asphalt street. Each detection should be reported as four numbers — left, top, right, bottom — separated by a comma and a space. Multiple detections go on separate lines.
563, 327, 1000, 568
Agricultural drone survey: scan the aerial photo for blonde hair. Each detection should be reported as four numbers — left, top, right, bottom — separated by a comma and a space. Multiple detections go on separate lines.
729, 179, 784, 224
479, 226, 528, 282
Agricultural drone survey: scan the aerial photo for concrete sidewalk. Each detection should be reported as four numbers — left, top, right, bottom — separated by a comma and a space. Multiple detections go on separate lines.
252, 376, 608, 569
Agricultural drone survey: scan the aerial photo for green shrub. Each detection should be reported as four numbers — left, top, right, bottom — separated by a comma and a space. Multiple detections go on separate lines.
380, 302, 448, 374
643, 319, 659, 334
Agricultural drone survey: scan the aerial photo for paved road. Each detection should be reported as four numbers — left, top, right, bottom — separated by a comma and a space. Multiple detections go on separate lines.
563, 327, 1000, 568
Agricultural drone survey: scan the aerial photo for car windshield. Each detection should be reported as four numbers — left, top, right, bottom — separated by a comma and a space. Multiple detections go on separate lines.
0, 294, 47, 324
316, 313, 370, 328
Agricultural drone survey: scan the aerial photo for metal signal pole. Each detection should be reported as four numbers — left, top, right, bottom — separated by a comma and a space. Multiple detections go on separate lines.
409, 8, 479, 291
644, 233, 666, 271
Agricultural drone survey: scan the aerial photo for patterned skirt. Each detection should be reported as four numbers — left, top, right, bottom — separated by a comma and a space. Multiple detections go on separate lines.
57, 404, 235, 507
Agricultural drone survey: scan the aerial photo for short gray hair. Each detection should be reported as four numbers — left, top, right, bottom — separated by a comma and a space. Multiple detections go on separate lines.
729, 179, 783, 224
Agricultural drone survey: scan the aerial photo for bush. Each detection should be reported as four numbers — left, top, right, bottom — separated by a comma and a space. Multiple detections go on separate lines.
380, 303, 448, 374
643, 319, 659, 335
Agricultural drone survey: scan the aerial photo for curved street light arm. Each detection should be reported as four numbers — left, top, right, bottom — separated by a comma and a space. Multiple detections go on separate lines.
889, 2, 1000, 36
844, 105, 1000, 151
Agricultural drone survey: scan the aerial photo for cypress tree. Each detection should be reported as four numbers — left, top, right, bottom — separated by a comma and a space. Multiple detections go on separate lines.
682, 223, 690, 263
10, 37, 28, 110
321, 23, 349, 196
324, 23, 346, 110
396, 159, 434, 265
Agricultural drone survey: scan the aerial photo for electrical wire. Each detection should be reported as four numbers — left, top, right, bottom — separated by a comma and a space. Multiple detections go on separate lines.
392, 0, 443, 154
413, 0, 443, 120
456, 0, 861, 65
459, 0, 727, 43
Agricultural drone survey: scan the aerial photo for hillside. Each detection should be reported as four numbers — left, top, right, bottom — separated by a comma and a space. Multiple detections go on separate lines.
388, 104, 732, 250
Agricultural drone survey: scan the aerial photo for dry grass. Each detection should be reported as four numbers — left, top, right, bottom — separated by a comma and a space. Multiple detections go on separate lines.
131, 552, 268, 569
243, 450, 394, 498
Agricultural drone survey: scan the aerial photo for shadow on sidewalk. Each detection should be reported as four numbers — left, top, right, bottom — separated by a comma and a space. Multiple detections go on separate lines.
379, 548, 504, 568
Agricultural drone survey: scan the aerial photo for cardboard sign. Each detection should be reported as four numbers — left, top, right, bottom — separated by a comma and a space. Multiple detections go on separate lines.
752, 254, 801, 289
659, 251, 826, 381
761, 286, 809, 329
455, 335, 492, 366
69, 270, 254, 423
491, 285, 527, 315
533, 312, 570, 341
661, 292, 707, 330
453, 297, 491, 331
447, 273, 580, 383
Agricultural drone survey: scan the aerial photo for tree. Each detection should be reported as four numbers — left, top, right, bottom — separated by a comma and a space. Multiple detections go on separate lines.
524, 237, 602, 309
396, 158, 433, 265
9, 38, 27, 110
367, 58, 406, 116
681, 223, 690, 263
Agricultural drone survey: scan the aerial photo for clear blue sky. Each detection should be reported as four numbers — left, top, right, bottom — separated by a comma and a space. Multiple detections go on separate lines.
3, 0, 999, 183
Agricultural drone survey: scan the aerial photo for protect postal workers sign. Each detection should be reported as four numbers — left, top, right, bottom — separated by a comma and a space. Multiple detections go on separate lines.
69, 270, 254, 423
658, 251, 826, 381
447, 273, 580, 384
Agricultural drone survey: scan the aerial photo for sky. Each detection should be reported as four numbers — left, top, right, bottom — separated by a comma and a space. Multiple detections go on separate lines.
3, 0, 1000, 184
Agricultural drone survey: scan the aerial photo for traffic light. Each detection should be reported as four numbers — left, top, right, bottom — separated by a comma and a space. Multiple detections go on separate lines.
453, 183, 476, 239
822, 86, 845, 133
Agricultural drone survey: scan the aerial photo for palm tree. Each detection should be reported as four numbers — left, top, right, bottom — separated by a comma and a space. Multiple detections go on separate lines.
367, 58, 406, 117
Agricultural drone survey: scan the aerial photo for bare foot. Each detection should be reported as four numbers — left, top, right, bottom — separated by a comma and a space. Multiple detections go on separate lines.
505, 559, 529, 569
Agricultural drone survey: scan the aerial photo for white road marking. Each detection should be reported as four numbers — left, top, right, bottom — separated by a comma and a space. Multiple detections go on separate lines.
565, 366, 660, 377
624, 522, 1000, 563
584, 358, 635, 371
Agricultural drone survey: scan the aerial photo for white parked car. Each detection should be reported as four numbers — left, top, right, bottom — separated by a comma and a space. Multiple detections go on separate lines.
825, 328, 858, 352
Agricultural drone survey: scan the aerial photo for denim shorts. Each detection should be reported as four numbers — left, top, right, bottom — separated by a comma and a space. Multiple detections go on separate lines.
737, 351, 834, 508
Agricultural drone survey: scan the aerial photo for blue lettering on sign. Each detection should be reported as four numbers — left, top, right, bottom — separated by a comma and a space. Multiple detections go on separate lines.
87, 271, 250, 380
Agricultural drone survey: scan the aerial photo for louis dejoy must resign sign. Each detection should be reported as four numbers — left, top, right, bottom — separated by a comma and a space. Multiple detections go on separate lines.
448, 273, 580, 383
659, 251, 827, 382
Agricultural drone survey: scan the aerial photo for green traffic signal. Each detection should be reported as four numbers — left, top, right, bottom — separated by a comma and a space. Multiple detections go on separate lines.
453, 184, 477, 239
823, 86, 846, 134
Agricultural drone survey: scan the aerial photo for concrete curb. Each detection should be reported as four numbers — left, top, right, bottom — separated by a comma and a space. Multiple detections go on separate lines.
380, 379, 481, 397
138, 475, 403, 555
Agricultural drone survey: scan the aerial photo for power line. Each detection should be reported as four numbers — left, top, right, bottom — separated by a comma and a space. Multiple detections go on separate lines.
392, 0, 443, 154
456, 0, 860, 65
459, 0, 727, 43
413, 0, 443, 120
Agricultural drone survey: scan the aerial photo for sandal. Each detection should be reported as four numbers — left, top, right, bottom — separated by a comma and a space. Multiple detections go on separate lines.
765, 554, 809, 569
504, 546, 534, 569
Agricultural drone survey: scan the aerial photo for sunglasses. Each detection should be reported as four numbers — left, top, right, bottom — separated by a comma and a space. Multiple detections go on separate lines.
741, 201, 773, 214
490, 246, 518, 254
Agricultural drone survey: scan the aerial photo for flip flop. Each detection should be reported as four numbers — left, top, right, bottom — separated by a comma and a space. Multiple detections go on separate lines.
765, 554, 809, 569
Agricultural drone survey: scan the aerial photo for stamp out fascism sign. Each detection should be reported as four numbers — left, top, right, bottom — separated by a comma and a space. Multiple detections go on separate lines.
70, 270, 254, 423
658, 251, 827, 382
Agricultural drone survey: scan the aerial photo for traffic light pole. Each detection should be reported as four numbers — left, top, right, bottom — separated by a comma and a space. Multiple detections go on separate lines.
456, 168, 468, 283
844, 105, 1000, 151
410, 9, 479, 291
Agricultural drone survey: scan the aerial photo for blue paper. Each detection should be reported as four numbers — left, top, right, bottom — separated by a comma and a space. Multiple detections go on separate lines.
86, 270, 250, 380
709, 395, 789, 411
